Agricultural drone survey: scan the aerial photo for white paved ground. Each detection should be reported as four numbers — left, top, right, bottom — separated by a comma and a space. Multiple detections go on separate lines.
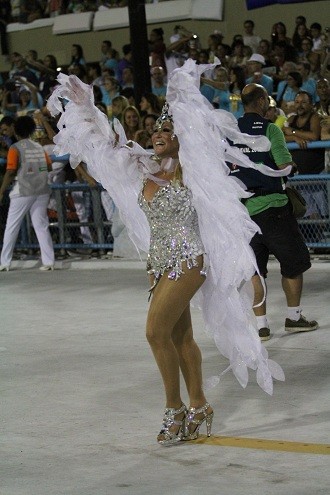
1, 258, 329, 495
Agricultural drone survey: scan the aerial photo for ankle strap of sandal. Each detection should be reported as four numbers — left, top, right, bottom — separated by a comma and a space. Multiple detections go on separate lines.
164, 403, 186, 415
187, 402, 210, 423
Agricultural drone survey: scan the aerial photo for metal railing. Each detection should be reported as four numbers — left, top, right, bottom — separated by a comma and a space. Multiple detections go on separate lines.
286, 140, 330, 150
288, 175, 330, 249
1, 140, 329, 255
286, 140, 330, 250
0, 183, 113, 255
47, 183, 113, 253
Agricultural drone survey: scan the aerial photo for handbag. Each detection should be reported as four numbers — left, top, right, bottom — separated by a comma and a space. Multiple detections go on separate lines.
286, 186, 307, 218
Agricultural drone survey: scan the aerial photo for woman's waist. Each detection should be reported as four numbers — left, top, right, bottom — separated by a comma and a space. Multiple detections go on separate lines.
149, 222, 201, 239
149, 230, 204, 250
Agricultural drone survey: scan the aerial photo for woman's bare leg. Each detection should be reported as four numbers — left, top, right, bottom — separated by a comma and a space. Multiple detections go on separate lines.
146, 257, 205, 409
171, 306, 206, 408
172, 305, 213, 436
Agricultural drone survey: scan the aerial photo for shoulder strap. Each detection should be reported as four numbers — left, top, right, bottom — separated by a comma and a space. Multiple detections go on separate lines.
276, 83, 288, 106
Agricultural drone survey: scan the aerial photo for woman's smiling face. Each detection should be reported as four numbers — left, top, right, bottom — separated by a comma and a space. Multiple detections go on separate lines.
152, 121, 179, 159
124, 109, 139, 128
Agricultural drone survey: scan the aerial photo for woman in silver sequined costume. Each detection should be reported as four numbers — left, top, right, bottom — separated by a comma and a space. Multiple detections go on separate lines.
47, 59, 291, 446
141, 115, 213, 444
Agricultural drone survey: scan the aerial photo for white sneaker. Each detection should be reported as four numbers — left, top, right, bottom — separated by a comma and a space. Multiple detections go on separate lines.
0, 265, 10, 271
39, 265, 54, 271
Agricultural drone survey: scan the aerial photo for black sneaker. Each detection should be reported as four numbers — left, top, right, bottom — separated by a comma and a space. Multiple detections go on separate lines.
285, 315, 318, 333
259, 327, 271, 341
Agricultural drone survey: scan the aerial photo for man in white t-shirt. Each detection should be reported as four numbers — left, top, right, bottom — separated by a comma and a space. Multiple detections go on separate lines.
165, 29, 191, 76
310, 23, 323, 52
243, 20, 261, 54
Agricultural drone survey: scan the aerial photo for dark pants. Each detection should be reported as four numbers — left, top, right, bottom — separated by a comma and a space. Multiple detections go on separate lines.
250, 203, 311, 278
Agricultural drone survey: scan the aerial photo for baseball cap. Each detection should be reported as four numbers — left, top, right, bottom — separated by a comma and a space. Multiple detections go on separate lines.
247, 54, 266, 66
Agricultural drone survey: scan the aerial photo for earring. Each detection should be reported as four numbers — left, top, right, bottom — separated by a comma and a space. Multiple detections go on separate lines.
171, 133, 176, 141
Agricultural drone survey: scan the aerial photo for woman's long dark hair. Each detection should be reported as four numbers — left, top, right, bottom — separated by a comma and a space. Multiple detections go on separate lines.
70, 44, 84, 65
229, 66, 246, 93
292, 24, 310, 51
141, 93, 162, 115
45, 54, 58, 72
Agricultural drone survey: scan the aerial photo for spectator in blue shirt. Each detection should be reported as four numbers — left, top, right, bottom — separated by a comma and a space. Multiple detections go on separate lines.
296, 62, 319, 104
245, 54, 273, 96
151, 66, 167, 97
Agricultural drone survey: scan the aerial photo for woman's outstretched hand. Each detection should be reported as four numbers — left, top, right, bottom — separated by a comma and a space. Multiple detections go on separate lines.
63, 75, 91, 105
47, 73, 93, 116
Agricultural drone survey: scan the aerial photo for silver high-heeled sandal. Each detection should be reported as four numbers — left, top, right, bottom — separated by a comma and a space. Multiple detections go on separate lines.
157, 403, 187, 446
185, 402, 213, 440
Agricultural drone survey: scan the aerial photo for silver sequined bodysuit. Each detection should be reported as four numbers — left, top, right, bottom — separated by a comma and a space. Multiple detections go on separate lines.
138, 179, 206, 282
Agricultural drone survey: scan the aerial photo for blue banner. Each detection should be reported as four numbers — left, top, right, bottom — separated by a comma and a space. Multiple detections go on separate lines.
246, 0, 321, 9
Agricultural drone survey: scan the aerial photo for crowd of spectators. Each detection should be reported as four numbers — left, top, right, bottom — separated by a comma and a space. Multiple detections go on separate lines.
0, 1, 169, 58
1, 0, 169, 25
0, 13, 329, 257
